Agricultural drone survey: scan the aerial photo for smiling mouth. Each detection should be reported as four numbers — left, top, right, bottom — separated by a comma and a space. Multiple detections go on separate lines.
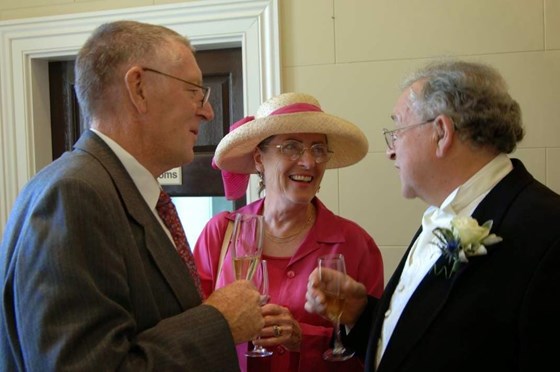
290, 175, 313, 183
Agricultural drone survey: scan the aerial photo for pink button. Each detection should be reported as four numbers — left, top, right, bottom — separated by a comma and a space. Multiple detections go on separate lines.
287, 271, 295, 278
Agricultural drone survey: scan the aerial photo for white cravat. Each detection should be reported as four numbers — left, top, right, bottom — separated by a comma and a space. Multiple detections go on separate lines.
375, 154, 513, 367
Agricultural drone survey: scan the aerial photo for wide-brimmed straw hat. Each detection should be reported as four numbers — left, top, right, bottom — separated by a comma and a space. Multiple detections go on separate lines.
213, 92, 369, 174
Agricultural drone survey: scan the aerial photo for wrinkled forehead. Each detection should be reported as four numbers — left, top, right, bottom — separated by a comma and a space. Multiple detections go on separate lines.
391, 88, 415, 124
393, 80, 426, 124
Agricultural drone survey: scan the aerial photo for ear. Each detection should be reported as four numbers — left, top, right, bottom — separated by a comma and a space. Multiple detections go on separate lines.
253, 147, 264, 173
434, 115, 455, 157
124, 66, 148, 113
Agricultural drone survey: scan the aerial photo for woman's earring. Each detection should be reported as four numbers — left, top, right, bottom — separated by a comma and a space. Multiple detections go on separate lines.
257, 171, 266, 197
258, 171, 265, 189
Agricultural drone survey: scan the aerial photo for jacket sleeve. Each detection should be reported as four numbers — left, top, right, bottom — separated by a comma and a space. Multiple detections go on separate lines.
343, 296, 379, 359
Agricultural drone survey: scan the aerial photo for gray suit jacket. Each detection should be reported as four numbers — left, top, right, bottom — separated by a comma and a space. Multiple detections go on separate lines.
1, 130, 239, 371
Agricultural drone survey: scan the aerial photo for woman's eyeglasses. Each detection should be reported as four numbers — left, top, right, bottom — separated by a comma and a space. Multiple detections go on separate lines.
269, 140, 333, 164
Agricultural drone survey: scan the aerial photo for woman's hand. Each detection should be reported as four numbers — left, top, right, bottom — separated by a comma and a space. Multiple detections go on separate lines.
253, 303, 302, 352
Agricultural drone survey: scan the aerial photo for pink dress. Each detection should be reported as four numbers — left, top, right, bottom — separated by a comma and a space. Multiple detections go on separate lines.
194, 198, 384, 372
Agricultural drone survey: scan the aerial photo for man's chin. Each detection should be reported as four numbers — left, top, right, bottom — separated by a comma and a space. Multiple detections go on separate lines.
181, 152, 195, 166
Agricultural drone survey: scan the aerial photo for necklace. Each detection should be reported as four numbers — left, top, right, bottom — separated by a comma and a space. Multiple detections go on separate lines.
265, 205, 315, 244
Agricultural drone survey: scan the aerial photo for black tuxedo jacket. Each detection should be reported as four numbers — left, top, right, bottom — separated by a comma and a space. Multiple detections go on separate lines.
347, 159, 560, 371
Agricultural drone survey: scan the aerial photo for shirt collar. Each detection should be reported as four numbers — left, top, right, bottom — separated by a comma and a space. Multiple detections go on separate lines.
449, 153, 513, 215
91, 129, 161, 209
423, 154, 513, 227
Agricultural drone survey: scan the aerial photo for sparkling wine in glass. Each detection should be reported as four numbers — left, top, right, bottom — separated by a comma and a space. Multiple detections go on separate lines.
231, 213, 264, 281
246, 260, 273, 358
318, 253, 355, 362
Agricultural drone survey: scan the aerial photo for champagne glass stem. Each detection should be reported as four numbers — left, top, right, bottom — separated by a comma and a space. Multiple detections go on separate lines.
333, 315, 343, 354
318, 253, 355, 362
323, 312, 354, 361
246, 260, 273, 358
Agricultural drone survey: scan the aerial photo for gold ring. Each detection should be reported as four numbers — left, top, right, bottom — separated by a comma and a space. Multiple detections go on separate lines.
273, 324, 282, 337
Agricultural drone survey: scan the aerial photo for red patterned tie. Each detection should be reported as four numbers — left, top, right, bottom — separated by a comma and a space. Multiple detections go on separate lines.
156, 190, 204, 299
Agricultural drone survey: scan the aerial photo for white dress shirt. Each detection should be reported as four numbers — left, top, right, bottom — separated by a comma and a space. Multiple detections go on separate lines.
375, 154, 513, 367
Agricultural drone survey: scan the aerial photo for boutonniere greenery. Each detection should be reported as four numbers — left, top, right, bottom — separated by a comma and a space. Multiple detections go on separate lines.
432, 216, 503, 278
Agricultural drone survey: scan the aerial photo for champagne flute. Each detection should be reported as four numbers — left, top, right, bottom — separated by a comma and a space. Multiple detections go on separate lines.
318, 253, 355, 362
231, 213, 264, 281
246, 260, 273, 358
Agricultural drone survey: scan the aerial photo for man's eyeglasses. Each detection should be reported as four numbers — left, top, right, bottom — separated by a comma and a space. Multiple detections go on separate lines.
142, 67, 211, 107
382, 118, 436, 150
269, 140, 333, 164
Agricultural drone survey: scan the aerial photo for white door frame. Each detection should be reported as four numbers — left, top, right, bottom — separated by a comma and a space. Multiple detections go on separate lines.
0, 0, 281, 234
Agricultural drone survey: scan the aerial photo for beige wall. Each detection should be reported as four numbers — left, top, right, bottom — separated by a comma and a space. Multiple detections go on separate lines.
2, 0, 559, 285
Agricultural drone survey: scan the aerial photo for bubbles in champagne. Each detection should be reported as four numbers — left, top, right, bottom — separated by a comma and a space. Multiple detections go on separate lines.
324, 291, 345, 322
233, 255, 259, 280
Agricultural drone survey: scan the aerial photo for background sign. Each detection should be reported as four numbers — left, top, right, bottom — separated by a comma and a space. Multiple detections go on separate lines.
158, 167, 182, 185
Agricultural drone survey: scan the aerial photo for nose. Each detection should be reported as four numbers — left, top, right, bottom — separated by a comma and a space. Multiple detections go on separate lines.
386, 147, 396, 160
198, 101, 215, 121
298, 148, 316, 167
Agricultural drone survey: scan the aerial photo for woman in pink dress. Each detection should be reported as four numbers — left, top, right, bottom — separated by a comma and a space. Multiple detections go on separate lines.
194, 92, 384, 372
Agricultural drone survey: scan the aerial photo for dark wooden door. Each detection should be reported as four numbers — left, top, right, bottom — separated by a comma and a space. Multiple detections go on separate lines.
49, 48, 245, 208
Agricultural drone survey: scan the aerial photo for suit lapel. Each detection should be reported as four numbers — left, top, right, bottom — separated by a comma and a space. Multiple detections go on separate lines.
377, 255, 462, 371
374, 227, 460, 371
74, 131, 201, 308
470, 159, 532, 231
366, 229, 420, 370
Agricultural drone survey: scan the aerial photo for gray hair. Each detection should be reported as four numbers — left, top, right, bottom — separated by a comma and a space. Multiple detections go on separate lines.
401, 60, 524, 153
74, 20, 193, 124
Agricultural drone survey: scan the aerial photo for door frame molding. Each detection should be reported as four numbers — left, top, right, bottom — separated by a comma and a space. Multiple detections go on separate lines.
0, 0, 281, 233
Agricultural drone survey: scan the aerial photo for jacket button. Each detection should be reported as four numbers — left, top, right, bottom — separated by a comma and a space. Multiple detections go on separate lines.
287, 271, 295, 278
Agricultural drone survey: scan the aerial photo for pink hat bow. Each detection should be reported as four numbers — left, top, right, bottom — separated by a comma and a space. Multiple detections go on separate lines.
212, 116, 255, 200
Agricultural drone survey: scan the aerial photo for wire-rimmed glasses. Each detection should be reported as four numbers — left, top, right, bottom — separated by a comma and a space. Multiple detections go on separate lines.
382, 118, 436, 150
142, 67, 211, 107
270, 140, 333, 164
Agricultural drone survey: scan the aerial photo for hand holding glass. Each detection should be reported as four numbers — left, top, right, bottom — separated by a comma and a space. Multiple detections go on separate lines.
246, 260, 273, 358
318, 253, 355, 362
231, 213, 264, 281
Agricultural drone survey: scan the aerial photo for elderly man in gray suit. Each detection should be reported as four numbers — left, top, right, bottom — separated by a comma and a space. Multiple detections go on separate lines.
0, 20, 263, 371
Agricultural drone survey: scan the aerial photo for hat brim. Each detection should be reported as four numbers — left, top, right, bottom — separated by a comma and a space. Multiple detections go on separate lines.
214, 111, 369, 174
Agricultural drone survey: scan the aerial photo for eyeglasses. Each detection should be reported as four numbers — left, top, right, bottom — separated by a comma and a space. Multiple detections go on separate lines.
142, 67, 211, 107
269, 140, 333, 164
382, 118, 436, 150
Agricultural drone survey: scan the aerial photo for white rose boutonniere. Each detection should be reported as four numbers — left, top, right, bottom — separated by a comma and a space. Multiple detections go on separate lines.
432, 216, 503, 278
